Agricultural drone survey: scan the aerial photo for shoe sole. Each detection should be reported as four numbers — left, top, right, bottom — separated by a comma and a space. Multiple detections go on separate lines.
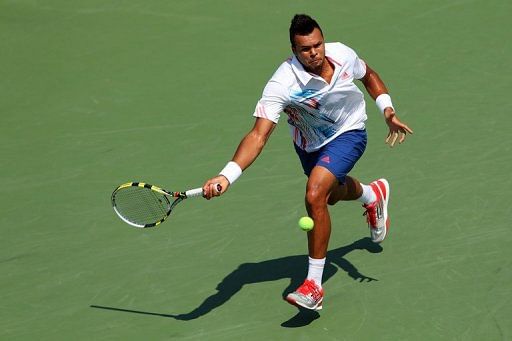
285, 296, 323, 311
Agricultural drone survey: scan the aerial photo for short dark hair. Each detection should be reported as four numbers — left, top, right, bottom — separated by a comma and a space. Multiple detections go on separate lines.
289, 14, 323, 47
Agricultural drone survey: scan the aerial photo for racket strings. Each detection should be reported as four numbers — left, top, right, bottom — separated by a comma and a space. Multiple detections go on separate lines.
114, 187, 170, 226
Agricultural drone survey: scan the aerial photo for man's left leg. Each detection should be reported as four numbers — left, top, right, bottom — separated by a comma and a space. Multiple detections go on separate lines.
327, 175, 363, 204
329, 175, 391, 243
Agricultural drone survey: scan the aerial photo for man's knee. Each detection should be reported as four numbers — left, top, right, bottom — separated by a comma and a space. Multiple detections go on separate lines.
306, 185, 329, 208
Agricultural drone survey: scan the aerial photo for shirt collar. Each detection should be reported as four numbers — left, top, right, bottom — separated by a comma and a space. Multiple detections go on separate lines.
290, 55, 314, 86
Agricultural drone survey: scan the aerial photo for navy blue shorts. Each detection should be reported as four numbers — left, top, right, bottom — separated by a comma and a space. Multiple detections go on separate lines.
294, 129, 367, 184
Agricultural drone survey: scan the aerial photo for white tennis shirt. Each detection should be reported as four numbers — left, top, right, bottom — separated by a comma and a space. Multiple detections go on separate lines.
253, 42, 367, 152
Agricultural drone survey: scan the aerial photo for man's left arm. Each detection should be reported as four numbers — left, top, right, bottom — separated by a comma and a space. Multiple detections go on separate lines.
359, 63, 413, 147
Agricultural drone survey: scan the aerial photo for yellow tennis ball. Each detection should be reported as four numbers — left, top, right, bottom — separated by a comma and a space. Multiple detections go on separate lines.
298, 216, 314, 231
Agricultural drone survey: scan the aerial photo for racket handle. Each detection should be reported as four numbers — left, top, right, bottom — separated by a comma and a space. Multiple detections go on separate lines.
185, 188, 203, 198
185, 183, 222, 198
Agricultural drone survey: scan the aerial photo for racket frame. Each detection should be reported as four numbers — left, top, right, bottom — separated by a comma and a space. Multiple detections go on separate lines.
111, 182, 197, 228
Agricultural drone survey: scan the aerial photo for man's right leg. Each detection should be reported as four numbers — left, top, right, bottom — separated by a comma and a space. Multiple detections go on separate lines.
285, 166, 337, 311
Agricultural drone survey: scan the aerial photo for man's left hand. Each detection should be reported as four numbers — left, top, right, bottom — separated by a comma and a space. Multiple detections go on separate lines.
383, 108, 413, 147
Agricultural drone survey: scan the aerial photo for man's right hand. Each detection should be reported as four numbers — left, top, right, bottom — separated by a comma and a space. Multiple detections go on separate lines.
202, 176, 230, 200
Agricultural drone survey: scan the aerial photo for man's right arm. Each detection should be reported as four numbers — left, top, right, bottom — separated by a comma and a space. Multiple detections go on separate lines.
202, 117, 276, 199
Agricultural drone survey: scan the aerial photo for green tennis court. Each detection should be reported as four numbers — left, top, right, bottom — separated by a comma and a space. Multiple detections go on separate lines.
1, 0, 510, 339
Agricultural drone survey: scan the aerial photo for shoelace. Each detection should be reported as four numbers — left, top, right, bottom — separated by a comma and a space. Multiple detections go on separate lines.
363, 202, 377, 227
297, 280, 322, 299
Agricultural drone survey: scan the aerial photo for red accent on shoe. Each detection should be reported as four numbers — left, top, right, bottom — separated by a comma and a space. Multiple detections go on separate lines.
296, 279, 323, 300
363, 201, 377, 228
376, 180, 387, 200
369, 182, 382, 201
376, 179, 390, 229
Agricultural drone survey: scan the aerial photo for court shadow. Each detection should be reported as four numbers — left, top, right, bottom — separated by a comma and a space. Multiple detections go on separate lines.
91, 237, 381, 327
280, 307, 321, 328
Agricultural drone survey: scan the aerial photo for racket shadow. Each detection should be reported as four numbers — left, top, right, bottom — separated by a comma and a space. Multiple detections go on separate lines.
90, 237, 381, 326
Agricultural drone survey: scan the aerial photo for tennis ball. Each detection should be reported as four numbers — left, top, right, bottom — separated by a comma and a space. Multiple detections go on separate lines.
298, 216, 314, 231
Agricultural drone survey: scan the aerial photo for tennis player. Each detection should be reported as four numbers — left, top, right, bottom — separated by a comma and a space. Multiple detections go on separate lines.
203, 14, 413, 311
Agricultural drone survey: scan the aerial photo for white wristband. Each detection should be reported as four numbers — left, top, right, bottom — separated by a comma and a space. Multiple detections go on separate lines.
375, 94, 394, 114
219, 161, 242, 184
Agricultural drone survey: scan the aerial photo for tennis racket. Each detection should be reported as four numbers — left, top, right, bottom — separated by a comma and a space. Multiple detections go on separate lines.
111, 182, 221, 228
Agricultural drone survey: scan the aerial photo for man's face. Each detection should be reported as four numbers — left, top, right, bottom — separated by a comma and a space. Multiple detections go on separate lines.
292, 27, 325, 74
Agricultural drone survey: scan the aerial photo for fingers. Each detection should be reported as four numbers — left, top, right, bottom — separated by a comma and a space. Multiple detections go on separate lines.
385, 114, 413, 147
202, 183, 219, 200
386, 131, 399, 147
398, 124, 413, 143
202, 176, 229, 200
402, 124, 414, 135
385, 128, 411, 147
399, 131, 406, 144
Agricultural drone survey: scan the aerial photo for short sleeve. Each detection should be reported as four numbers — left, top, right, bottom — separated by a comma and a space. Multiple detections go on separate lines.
253, 80, 289, 123
353, 56, 367, 80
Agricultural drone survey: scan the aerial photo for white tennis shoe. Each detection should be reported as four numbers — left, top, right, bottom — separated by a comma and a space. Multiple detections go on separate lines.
363, 179, 390, 243
285, 279, 324, 311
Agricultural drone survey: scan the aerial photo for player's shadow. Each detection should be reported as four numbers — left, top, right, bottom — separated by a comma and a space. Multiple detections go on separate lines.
91, 237, 381, 327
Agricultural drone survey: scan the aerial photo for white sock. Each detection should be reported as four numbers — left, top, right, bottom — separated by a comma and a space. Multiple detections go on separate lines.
306, 257, 326, 288
357, 184, 377, 204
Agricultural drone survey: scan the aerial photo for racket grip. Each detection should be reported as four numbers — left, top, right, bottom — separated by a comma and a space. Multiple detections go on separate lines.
185, 188, 204, 198
185, 183, 222, 198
